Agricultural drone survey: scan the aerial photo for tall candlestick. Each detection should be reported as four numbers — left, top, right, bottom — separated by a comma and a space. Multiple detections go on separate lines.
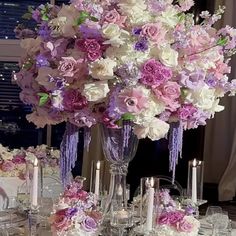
94, 161, 100, 196
146, 177, 154, 231
192, 159, 197, 203
32, 158, 38, 207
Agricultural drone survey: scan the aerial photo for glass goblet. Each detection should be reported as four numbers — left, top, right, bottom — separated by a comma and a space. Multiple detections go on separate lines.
205, 206, 223, 235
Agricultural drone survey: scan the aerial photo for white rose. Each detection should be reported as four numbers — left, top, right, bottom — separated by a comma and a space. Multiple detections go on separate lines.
185, 86, 216, 110
20, 37, 41, 55
134, 97, 165, 125
102, 24, 130, 47
102, 23, 121, 39
210, 99, 224, 113
134, 118, 170, 141
89, 58, 117, 80
157, 6, 179, 28
83, 81, 110, 102
158, 46, 178, 67
105, 43, 150, 66
118, 0, 151, 24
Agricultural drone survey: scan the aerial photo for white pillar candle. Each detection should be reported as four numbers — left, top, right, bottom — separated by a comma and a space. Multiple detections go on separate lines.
192, 159, 197, 204
146, 178, 154, 231
32, 158, 38, 207
94, 161, 100, 196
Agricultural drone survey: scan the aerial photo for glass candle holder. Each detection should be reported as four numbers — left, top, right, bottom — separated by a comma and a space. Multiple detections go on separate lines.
90, 160, 105, 198
187, 159, 204, 203
140, 177, 160, 230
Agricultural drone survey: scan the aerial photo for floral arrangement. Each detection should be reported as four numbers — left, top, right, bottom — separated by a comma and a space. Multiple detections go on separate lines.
15, 0, 236, 180
0, 144, 59, 179
50, 178, 102, 236
156, 189, 200, 236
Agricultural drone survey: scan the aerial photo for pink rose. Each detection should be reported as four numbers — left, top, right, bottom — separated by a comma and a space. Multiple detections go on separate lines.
141, 23, 166, 42
63, 89, 88, 112
142, 59, 161, 75
177, 218, 194, 232
12, 155, 26, 164
169, 211, 185, 225
178, 104, 197, 120
153, 81, 180, 105
88, 50, 102, 61
141, 60, 172, 86
103, 9, 126, 27
1, 161, 15, 172
158, 213, 170, 225
59, 57, 85, 78
84, 39, 101, 53
116, 87, 149, 114
52, 213, 71, 232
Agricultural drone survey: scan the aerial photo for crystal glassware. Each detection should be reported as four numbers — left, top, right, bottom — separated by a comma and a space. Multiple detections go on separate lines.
205, 206, 223, 236
110, 203, 134, 236
101, 120, 139, 218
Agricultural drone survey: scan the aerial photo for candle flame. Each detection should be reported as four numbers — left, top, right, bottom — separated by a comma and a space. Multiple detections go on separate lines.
150, 177, 154, 187
34, 158, 38, 166
193, 159, 197, 167
96, 161, 100, 170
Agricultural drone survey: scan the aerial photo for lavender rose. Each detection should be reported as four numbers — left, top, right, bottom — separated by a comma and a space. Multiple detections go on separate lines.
81, 216, 98, 232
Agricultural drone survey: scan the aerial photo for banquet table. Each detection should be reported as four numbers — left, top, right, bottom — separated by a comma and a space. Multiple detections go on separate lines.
18, 218, 236, 236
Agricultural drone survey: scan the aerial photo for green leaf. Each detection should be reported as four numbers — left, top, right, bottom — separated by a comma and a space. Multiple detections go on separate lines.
122, 113, 135, 121
76, 11, 90, 25
22, 13, 32, 20
27, 6, 34, 13
178, 13, 185, 22
90, 16, 99, 22
37, 93, 49, 106
42, 14, 49, 21
217, 37, 228, 46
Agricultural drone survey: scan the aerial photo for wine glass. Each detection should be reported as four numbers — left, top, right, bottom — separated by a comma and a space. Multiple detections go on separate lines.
205, 206, 222, 235
214, 210, 230, 235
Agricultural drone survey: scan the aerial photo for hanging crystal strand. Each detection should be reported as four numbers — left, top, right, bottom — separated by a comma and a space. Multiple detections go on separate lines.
83, 126, 91, 152
168, 122, 183, 183
60, 122, 79, 186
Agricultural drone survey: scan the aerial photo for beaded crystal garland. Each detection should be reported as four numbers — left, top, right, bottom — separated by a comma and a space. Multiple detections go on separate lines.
15, 0, 236, 182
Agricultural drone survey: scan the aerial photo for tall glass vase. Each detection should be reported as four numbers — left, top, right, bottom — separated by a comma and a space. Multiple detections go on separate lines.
101, 120, 139, 217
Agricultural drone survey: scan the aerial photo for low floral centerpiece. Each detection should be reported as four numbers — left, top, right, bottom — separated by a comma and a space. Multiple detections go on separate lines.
156, 189, 200, 236
15, 0, 236, 184
50, 178, 102, 236
0, 144, 59, 179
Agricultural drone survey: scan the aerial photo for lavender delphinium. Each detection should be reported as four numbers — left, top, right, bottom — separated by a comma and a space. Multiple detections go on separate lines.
60, 122, 79, 186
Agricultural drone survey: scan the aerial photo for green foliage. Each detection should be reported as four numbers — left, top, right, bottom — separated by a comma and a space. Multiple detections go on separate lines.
122, 113, 135, 121
217, 36, 228, 46
37, 93, 50, 106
